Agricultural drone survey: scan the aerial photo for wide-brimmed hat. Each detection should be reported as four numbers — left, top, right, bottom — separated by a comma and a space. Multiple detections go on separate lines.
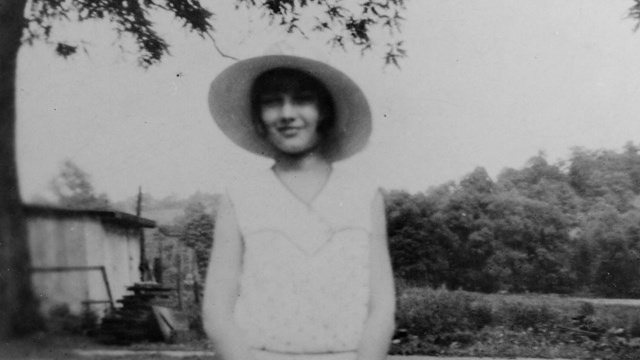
208, 42, 372, 161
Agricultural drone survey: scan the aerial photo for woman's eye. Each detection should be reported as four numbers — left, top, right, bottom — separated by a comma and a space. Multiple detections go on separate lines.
293, 93, 317, 104
260, 96, 281, 107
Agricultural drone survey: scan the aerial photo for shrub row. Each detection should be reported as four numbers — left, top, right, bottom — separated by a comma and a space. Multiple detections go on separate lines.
396, 286, 569, 340
392, 285, 640, 358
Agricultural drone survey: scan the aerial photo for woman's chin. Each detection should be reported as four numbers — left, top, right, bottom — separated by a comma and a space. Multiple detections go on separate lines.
274, 145, 323, 159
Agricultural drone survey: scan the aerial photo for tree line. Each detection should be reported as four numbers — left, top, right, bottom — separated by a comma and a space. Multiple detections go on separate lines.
47, 141, 640, 298
386, 142, 640, 298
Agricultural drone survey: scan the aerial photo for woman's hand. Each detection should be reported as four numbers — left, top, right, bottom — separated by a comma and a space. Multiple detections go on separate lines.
202, 194, 257, 360
356, 190, 396, 360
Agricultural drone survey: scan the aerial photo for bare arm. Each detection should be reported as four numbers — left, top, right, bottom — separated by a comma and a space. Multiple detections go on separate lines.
202, 194, 256, 360
356, 190, 396, 360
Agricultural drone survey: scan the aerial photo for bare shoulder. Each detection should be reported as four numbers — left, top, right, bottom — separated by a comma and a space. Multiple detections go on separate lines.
224, 167, 274, 199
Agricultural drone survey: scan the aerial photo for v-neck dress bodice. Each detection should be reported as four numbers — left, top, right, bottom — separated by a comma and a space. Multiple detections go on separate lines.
226, 167, 379, 354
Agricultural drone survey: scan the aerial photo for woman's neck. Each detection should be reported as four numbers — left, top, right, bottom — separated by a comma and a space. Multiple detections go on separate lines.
271, 151, 333, 205
272, 151, 331, 173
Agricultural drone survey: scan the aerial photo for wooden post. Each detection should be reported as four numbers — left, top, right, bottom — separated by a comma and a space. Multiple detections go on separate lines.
194, 280, 200, 305
99, 266, 116, 311
176, 240, 183, 310
157, 231, 164, 284
136, 186, 149, 281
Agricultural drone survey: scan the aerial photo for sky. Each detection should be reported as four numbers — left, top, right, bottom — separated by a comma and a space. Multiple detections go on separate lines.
16, 0, 640, 203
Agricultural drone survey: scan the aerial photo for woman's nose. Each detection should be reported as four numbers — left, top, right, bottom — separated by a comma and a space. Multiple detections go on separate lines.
280, 98, 295, 119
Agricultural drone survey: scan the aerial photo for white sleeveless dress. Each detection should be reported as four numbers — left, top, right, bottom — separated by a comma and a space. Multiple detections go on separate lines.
226, 167, 379, 360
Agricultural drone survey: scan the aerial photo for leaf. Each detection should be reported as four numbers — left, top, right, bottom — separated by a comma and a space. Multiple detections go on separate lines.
55, 42, 77, 58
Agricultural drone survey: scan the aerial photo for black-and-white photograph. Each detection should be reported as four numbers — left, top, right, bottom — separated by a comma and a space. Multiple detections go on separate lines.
3, 1, 640, 359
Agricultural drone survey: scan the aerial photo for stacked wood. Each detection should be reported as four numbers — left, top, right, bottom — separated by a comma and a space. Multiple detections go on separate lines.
98, 282, 173, 344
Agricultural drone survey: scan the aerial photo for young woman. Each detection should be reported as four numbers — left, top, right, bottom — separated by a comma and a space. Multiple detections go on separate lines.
203, 46, 395, 360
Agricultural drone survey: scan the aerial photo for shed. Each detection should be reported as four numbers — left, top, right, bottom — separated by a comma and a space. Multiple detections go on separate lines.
25, 205, 156, 318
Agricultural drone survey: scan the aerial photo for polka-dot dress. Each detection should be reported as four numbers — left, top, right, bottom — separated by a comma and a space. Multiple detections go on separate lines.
226, 167, 378, 360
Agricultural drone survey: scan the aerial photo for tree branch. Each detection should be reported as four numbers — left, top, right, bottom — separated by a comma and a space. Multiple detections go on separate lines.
204, 31, 238, 61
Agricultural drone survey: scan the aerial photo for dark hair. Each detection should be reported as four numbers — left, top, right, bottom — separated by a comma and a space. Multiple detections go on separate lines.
250, 67, 336, 138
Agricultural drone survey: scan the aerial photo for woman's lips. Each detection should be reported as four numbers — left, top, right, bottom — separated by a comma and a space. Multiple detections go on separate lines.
277, 126, 301, 136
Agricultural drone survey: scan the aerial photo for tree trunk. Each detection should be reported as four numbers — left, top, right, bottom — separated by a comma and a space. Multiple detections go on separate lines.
0, 0, 44, 339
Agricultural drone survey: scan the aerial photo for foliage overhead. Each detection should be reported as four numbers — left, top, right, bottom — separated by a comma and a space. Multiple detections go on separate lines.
22, 0, 407, 67
631, 0, 640, 30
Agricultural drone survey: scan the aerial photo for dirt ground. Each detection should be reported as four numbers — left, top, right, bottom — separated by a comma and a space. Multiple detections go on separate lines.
1, 333, 94, 360
0, 333, 213, 360
0, 334, 570, 360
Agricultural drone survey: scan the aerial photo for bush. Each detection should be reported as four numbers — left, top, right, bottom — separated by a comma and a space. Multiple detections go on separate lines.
578, 301, 596, 317
466, 300, 494, 329
392, 286, 640, 358
395, 287, 493, 345
629, 316, 640, 338
498, 301, 559, 330
587, 304, 640, 332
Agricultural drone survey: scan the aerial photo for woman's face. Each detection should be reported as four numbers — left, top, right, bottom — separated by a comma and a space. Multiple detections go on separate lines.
258, 77, 324, 156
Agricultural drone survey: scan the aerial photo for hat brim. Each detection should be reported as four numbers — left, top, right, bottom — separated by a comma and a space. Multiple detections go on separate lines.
208, 55, 372, 162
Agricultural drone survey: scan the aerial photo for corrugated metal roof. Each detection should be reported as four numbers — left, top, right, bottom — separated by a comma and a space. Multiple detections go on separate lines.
23, 204, 156, 228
